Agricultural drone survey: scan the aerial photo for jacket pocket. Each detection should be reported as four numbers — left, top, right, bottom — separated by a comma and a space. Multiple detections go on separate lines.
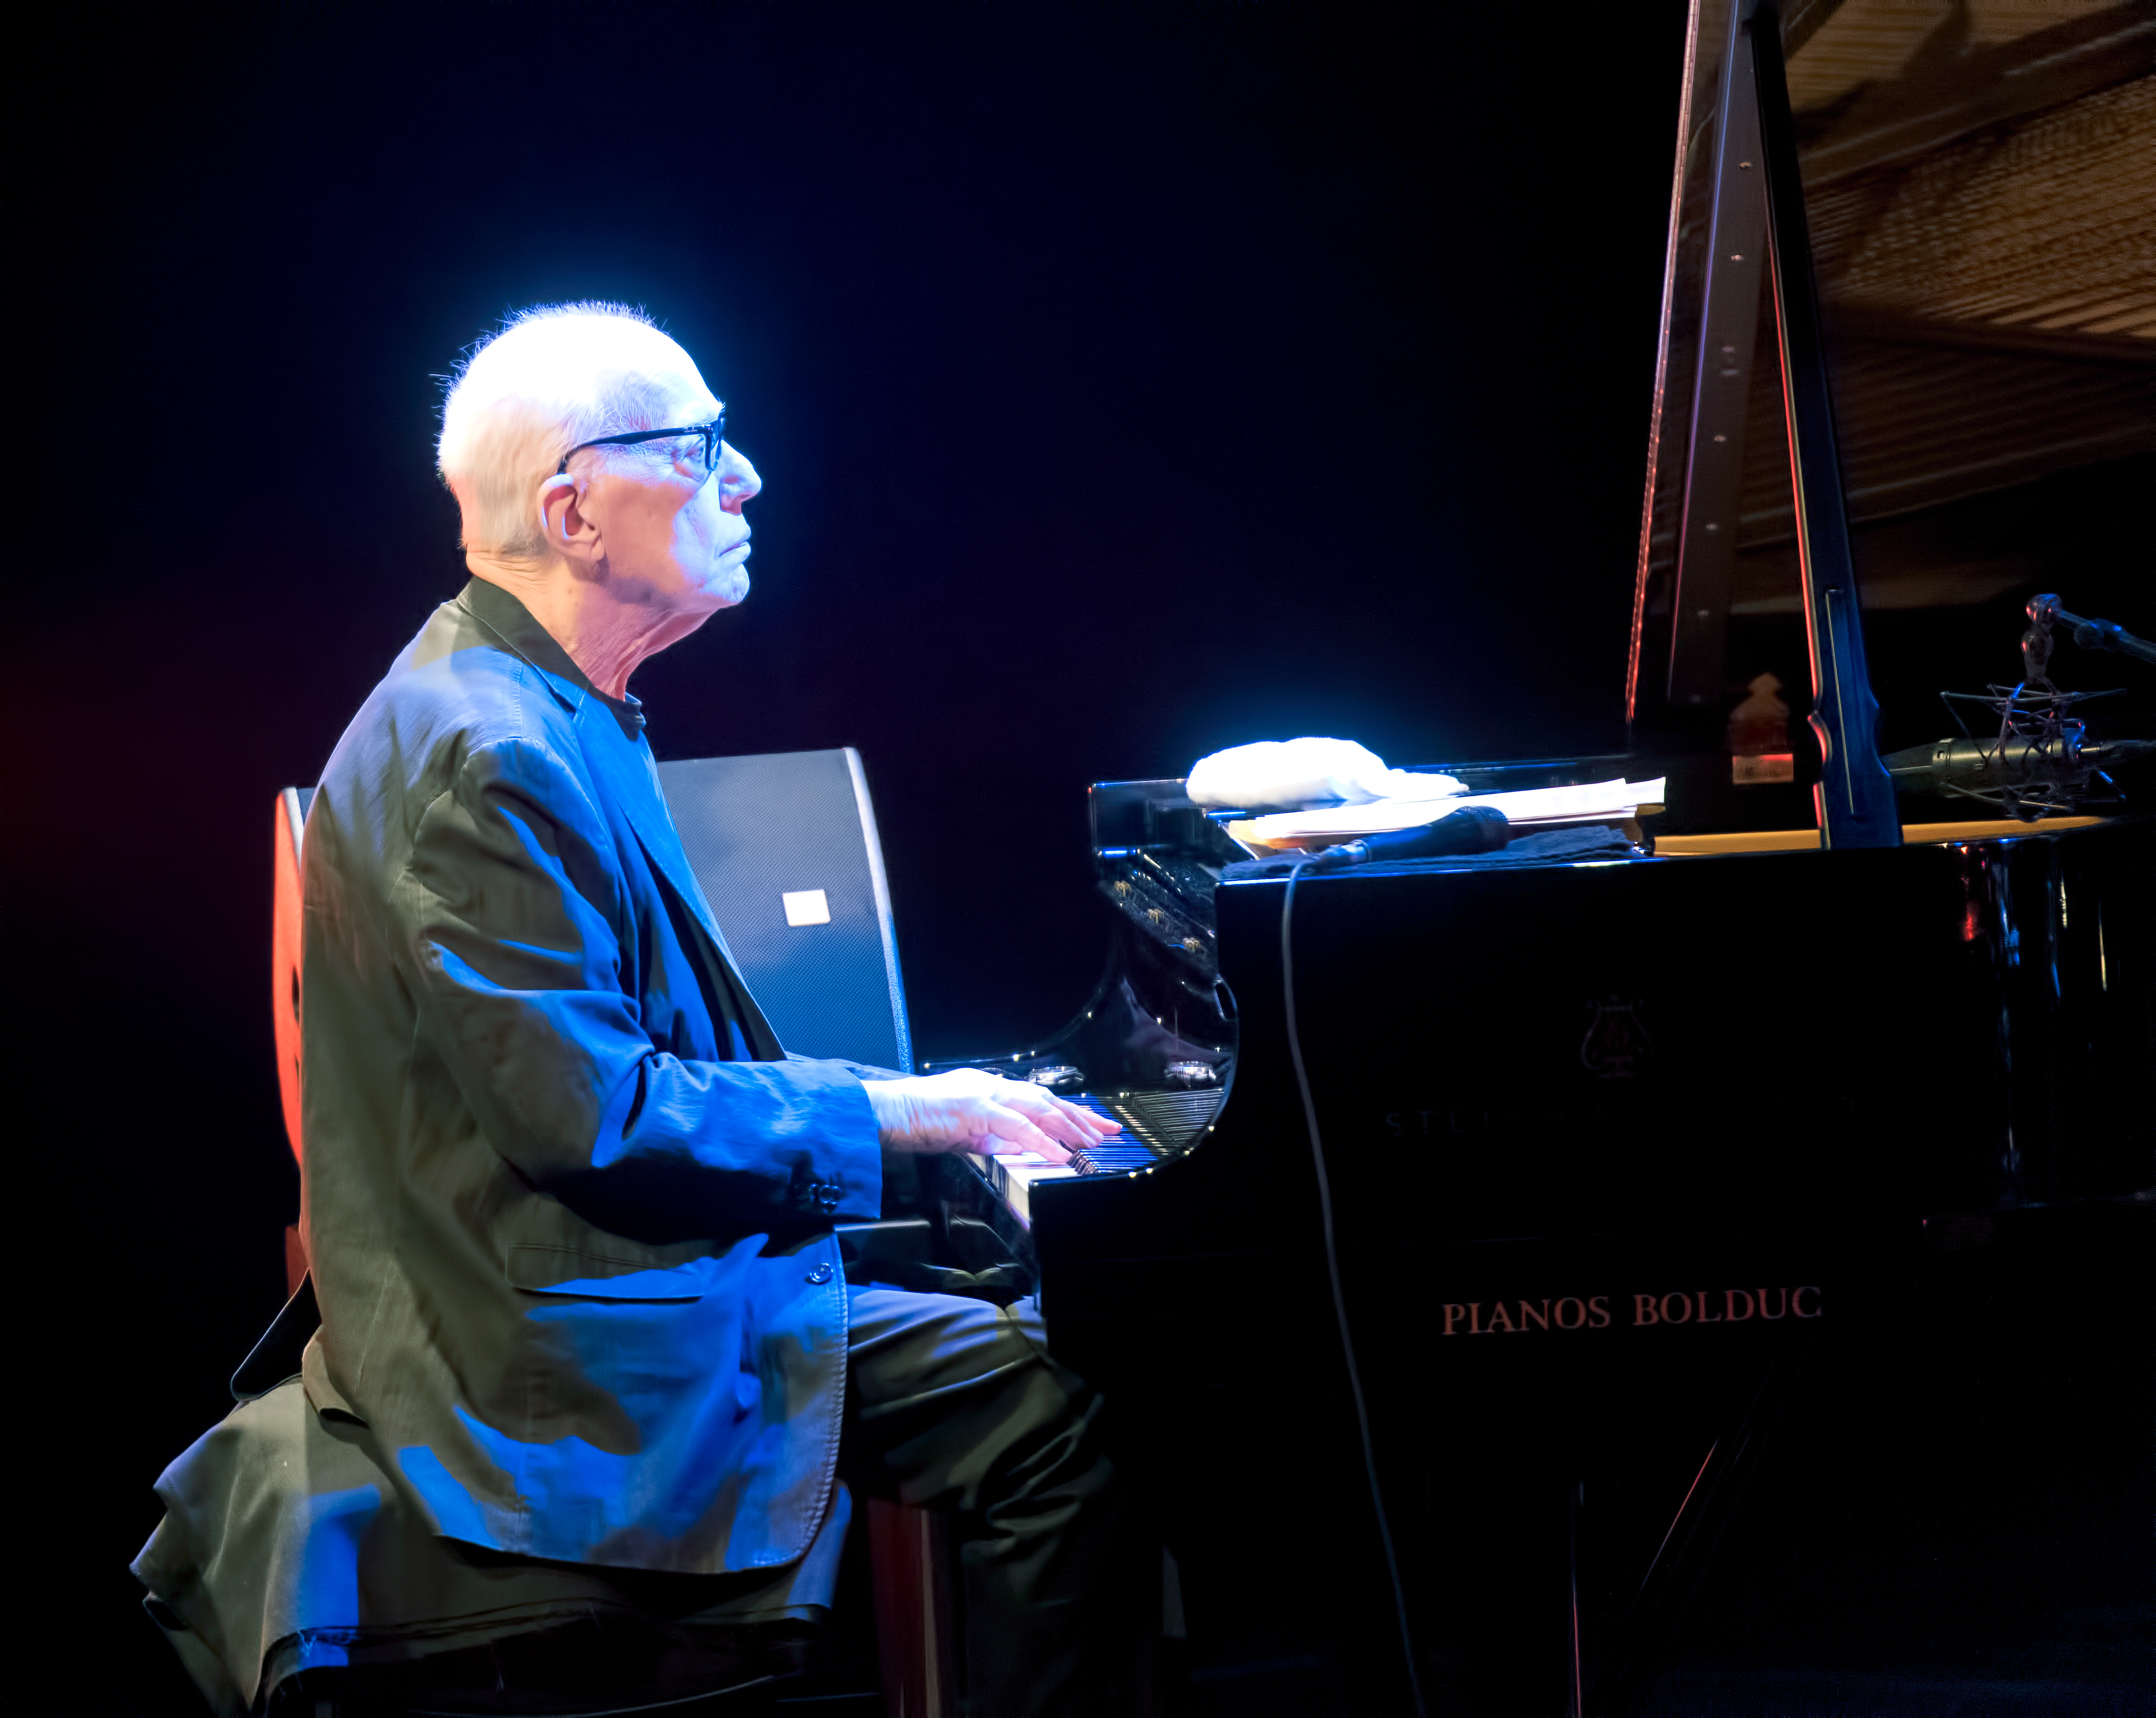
505, 1242, 724, 1301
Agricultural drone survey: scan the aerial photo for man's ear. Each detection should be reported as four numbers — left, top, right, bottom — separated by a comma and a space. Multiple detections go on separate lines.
538, 474, 603, 566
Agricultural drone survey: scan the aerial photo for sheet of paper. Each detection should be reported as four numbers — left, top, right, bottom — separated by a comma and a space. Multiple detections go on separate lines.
1454, 777, 1666, 823
1232, 778, 1665, 847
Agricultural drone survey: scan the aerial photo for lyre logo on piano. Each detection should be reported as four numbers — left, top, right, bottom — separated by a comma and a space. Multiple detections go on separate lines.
1439, 1286, 1822, 1337
1581, 994, 1651, 1079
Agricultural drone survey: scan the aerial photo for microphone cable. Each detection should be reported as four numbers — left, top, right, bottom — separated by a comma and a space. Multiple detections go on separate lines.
1281, 853, 1429, 1718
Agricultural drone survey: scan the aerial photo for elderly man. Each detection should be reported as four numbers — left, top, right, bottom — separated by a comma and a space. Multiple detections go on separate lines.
132, 304, 1136, 1717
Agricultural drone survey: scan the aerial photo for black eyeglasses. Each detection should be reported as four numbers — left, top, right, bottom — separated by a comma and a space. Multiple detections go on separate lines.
557, 414, 728, 482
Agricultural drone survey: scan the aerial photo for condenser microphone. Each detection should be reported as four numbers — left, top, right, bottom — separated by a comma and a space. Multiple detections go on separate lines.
1883, 734, 2156, 791
1306, 805, 1511, 868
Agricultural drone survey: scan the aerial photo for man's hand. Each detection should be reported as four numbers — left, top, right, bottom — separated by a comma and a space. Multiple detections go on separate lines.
862, 1069, 1122, 1164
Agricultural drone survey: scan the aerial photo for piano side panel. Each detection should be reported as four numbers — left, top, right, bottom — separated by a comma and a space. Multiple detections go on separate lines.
1024, 823, 2152, 1712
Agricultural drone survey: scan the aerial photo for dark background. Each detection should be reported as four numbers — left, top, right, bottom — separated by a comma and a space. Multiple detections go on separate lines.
7, 3, 2143, 1713
7, 5, 1678, 1706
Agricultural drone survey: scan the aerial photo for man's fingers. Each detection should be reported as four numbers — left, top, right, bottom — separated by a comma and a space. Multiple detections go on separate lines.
1053, 1096, 1120, 1136
980, 1104, 1073, 1163
981, 1083, 1082, 1145
1002, 1085, 1119, 1143
1034, 1096, 1115, 1150
875, 1073, 1121, 1161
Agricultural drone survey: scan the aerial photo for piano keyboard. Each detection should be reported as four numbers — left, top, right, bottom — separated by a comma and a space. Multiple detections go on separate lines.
1101, 1087, 1227, 1152
965, 1086, 1226, 1227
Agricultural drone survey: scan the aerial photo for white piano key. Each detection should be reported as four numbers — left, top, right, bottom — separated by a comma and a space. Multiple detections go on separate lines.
965, 1152, 1079, 1228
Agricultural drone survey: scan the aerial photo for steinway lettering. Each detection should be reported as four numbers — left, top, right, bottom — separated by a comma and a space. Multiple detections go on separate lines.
1439, 1286, 1820, 1335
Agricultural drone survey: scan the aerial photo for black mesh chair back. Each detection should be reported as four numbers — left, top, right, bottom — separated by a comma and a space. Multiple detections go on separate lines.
656, 748, 913, 1073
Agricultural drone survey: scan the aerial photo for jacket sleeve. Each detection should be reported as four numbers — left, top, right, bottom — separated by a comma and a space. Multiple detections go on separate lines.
392, 735, 882, 1238
788, 1052, 909, 1083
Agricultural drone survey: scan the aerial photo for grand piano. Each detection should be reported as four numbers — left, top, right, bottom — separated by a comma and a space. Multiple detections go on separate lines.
911, 3, 2155, 1712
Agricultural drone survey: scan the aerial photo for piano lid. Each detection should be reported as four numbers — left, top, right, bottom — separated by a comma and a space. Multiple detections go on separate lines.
1628, 0, 2156, 722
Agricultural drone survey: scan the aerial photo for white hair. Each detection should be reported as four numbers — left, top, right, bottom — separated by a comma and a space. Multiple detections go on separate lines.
437, 302, 713, 557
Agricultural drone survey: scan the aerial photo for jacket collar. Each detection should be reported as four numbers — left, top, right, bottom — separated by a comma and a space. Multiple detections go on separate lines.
454, 577, 646, 739
452, 580, 752, 1008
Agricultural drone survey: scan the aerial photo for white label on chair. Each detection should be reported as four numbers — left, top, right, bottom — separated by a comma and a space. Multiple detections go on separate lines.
782, 889, 832, 927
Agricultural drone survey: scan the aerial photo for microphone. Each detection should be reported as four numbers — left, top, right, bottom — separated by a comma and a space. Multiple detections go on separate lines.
1883, 734, 2155, 792
1305, 805, 1511, 868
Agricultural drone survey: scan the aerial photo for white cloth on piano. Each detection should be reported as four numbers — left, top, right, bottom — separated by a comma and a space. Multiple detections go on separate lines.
1186, 738, 1464, 812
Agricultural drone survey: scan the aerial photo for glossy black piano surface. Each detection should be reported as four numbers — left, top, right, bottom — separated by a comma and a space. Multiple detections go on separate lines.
913, 779, 2152, 1714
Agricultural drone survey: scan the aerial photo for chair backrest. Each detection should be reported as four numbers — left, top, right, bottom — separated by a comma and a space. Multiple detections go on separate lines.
657, 747, 913, 1074
272, 786, 313, 1168
272, 786, 316, 1295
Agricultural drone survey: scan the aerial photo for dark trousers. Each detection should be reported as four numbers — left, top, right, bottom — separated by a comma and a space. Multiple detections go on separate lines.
842, 1288, 1140, 1718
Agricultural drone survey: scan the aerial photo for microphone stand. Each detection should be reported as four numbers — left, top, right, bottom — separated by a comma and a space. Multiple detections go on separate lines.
2030, 594, 2156, 670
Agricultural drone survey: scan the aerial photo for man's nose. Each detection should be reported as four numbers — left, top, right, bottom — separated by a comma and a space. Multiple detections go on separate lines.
716, 443, 761, 510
